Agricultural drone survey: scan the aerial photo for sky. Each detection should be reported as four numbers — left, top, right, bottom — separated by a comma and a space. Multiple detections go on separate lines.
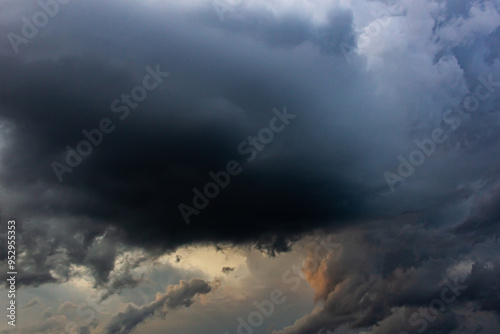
0, 0, 500, 333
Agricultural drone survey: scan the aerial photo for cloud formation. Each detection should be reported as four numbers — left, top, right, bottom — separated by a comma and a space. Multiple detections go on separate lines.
0, 0, 500, 333
104, 278, 212, 334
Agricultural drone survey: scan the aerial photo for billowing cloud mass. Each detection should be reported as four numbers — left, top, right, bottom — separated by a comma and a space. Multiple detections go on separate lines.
0, 0, 500, 333
275, 226, 500, 334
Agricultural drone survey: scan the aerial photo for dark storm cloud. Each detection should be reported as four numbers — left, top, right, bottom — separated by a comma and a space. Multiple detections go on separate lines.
454, 181, 500, 241
0, 7, 500, 334
0, 215, 148, 289
0, 0, 374, 258
460, 260, 500, 314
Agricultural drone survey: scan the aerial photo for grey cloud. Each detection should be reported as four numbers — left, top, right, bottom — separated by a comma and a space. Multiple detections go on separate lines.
104, 278, 212, 334
274, 222, 499, 334
99, 254, 149, 301
22, 298, 40, 309
454, 181, 500, 241
0, 0, 370, 259
0, 0, 500, 332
